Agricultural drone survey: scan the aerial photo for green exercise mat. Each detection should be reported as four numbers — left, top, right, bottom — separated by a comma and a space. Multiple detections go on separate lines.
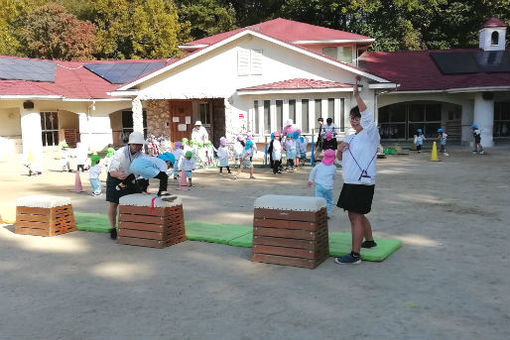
228, 232, 253, 247
328, 232, 402, 262
185, 220, 252, 245
74, 212, 110, 233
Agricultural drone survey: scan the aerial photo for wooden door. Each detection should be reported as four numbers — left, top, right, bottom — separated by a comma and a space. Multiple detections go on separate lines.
169, 100, 193, 142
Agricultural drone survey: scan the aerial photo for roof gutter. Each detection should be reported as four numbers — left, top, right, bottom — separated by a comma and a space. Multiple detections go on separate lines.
237, 87, 356, 96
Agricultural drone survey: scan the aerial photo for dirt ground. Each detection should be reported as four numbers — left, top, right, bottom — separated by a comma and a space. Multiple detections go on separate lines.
0, 145, 509, 340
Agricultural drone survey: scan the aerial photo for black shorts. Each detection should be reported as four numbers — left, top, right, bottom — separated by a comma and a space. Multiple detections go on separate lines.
337, 183, 375, 214
105, 174, 142, 204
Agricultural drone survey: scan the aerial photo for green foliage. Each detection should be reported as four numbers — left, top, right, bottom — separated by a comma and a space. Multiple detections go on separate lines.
0, 0, 40, 56
91, 0, 182, 59
177, 0, 237, 40
17, 2, 96, 60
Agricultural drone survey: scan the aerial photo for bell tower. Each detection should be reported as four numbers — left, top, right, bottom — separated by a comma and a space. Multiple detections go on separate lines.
479, 17, 507, 51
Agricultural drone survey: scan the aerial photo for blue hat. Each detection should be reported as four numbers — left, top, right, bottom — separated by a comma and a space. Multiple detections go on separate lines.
472, 124, 478, 129
286, 133, 293, 138
270, 132, 274, 140
299, 136, 305, 142
437, 128, 443, 133
157, 152, 175, 164
417, 129, 422, 133
292, 131, 299, 139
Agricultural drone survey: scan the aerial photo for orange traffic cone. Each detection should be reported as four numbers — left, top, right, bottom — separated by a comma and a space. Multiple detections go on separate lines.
74, 171, 83, 192
178, 170, 188, 190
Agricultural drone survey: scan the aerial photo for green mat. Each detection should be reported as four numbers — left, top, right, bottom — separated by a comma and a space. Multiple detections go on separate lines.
328, 232, 402, 262
74, 212, 110, 233
72, 212, 401, 261
185, 220, 252, 245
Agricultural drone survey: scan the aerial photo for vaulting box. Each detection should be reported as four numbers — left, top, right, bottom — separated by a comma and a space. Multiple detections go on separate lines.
117, 194, 186, 248
15, 195, 76, 236
252, 195, 329, 269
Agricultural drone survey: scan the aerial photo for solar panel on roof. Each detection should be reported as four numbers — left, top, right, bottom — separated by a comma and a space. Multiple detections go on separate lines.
0, 58, 56, 82
431, 51, 510, 74
84, 62, 166, 84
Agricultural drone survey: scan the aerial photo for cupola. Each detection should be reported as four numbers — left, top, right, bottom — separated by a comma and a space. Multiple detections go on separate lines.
479, 17, 507, 51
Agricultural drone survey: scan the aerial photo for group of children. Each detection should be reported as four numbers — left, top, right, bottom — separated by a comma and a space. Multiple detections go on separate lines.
414, 124, 484, 155
268, 131, 308, 174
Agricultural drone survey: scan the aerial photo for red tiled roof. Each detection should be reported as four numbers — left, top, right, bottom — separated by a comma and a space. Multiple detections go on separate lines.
182, 18, 372, 47
238, 78, 353, 91
359, 49, 510, 91
482, 17, 508, 28
0, 56, 179, 99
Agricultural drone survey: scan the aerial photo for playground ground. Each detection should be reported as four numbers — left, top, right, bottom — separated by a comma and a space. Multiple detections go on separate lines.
0, 145, 509, 340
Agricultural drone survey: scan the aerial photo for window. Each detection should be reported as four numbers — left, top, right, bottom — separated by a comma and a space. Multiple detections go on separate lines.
199, 102, 210, 124
263, 100, 270, 134
301, 99, 309, 132
328, 98, 335, 120
237, 48, 263, 76
315, 99, 322, 119
338, 46, 352, 64
321, 46, 353, 63
491, 31, 499, 45
322, 47, 336, 59
289, 100, 296, 122
254, 100, 259, 135
276, 100, 283, 132
494, 101, 510, 137
40, 112, 59, 146
122, 110, 147, 137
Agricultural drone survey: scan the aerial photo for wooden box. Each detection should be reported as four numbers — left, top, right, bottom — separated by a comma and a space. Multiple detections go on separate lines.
117, 194, 186, 249
15, 196, 76, 236
251, 195, 329, 269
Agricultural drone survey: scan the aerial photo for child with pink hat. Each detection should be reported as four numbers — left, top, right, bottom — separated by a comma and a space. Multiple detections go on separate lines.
306, 149, 338, 215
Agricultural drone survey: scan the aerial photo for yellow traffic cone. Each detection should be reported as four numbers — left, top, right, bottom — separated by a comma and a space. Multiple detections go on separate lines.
27, 150, 34, 162
430, 141, 440, 162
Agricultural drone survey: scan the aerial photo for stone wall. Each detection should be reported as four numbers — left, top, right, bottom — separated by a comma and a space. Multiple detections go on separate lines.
145, 100, 171, 138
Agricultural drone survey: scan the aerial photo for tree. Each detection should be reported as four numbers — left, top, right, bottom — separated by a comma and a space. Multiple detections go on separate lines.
17, 2, 96, 60
91, 0, 183, 59
0, 0, 41, 56
176, 0, 237, 40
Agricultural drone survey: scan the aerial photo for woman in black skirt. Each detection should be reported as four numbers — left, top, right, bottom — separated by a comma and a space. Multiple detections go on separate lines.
335, 77, 379, 264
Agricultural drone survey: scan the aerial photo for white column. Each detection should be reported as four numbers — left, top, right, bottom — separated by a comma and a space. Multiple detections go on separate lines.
321, 98, 328, 119
20, 107, 43, 162
474, 93, 494, 147
334, 98, 341, 127
257, 101, 264, 136
283, 99, 289, 125
79, 112, 113, 152
132, 97, 143, 133
270, 100, 276, 132
309, 99, 316, 134
296, 99, 302, 131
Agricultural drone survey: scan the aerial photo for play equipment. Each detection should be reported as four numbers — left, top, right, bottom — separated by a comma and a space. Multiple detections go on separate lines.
15, 195, 76, 236
74, 171, 83, 192
116, 193, 186, 248
430, 141, 440, 161
251, 195, 329, 269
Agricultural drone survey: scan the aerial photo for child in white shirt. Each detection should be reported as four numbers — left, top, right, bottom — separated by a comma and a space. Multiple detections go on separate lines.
89, 156, 102, 196
217, 137, 231, 174
178, 151, 196, 187
306, 149, 337, 214
172, 141, 184, 179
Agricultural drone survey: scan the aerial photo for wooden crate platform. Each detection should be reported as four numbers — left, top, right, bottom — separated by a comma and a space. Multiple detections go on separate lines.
117, 204, 186, 249
15, 204, 76, 236
251, 206, 329, 269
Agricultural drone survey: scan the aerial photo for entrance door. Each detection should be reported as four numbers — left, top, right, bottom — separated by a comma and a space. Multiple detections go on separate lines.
169, 100, 192, 142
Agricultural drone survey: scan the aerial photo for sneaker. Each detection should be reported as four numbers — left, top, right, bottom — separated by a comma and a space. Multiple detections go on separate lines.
334, 253, 361, 265
109, 228, 117, 240
161, 195, 178, 202
361, 240, 377, 249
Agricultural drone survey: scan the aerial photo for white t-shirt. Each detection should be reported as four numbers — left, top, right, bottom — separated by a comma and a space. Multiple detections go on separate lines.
308, 162, 337, 190
108, 146, 144, 175
341, 109, 380, 185
89, 164, 102, 180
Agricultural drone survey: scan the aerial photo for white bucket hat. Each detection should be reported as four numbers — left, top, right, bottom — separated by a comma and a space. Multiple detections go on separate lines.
128, 131, 146, 145
194, 120, 202, 126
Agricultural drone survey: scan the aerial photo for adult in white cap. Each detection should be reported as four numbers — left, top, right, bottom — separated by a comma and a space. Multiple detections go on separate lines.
105, 131, 146, 239
191, 120, 209, 144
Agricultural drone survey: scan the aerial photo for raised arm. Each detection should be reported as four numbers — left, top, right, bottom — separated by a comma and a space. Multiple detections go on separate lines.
353, 77, 367, 112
